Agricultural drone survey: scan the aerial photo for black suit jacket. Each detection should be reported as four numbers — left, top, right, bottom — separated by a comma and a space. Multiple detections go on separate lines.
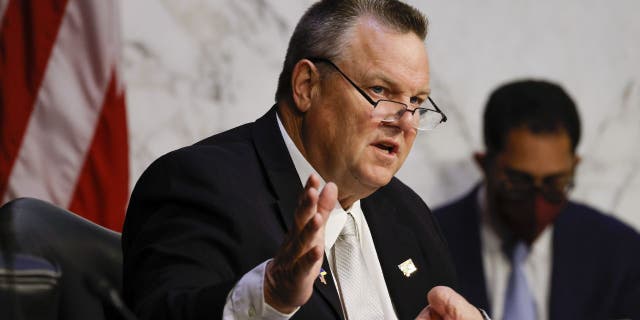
122, 107, 457, 320
434, 186, 640, 320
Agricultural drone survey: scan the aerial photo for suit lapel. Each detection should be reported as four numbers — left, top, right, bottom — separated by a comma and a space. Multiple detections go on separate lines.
251, 106, 344, 318
548, 206, 577, 320
361, 190, 431, 319
251, 106, 300, 231
453, 188, 491, 313
314, 256, 344, 319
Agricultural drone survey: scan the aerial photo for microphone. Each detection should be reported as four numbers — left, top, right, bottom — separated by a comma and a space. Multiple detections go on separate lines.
84, 275, 138, 320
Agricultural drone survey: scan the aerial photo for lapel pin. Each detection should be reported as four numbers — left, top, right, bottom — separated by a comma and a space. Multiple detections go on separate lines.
319, 268, 327, 285
398, 259, 417, 278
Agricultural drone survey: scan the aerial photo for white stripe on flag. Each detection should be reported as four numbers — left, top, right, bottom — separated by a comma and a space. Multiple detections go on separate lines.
3, 0, 120, 206
0, 0, 8, 25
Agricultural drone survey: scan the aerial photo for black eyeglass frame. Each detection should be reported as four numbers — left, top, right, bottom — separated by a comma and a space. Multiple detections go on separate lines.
496, 167, 576, 204
307, 57, 447, 129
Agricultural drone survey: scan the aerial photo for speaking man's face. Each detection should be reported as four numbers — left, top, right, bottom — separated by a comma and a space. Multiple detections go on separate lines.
301, 17, 430, 202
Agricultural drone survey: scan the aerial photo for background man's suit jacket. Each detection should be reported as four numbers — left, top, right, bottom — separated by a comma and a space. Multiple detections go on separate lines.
434, 187, 640, 320
122, 107, 457, 320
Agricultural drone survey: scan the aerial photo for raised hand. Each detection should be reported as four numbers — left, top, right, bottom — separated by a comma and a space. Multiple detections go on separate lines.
264, 174, 337, 313
415, 286, 486, 320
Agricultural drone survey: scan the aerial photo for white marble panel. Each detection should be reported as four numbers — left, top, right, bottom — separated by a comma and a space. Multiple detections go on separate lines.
122, 0, 640, 231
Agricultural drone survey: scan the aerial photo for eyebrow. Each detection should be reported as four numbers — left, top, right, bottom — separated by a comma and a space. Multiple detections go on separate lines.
504, 167, 573, 180
363, 71, 431, 96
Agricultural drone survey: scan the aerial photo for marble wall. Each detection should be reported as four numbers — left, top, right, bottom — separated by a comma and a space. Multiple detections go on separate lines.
122, 0, 640, 230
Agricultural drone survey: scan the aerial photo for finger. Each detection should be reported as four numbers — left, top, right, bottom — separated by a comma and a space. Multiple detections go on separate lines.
294, 174, 323, 227
279, 175, 324, 263
294, 184, 319, 230
305, 173, 321, 190
415, 306, 432, 320
427, 286, 456, 316
300, 173, 321, 202
427, 286, 479, 319
415, 306, 444, 320
290, 213, 324, 258
293, 244, 324, 275
317, 182, 338, 218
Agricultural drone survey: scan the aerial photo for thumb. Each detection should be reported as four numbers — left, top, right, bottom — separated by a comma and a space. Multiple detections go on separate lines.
427, 286, 481, 320
415, 306, 441, 320
428, 286, 456, 314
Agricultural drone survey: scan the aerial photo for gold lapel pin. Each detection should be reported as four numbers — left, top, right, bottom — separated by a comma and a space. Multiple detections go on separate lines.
319, 268, 327, 285
398, 259, 417, 277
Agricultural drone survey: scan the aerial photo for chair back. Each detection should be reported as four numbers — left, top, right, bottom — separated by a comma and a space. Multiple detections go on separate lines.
0, 198, 124, 320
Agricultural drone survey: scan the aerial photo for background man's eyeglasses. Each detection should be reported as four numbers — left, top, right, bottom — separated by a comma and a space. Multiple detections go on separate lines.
308, 57, 447, 131
497, 168, 575, 203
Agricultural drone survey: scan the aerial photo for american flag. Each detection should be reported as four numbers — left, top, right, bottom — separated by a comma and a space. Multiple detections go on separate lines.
0, 0, 128, 231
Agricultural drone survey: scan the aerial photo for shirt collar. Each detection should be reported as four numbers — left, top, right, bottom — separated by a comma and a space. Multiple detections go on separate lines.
276, 114, 361, 250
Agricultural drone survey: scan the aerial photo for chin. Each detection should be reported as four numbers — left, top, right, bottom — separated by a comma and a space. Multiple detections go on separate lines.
357, 167, 395, 189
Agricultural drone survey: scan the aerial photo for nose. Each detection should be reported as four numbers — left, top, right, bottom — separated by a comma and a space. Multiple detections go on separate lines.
398, 108, 418, 130
382, 109, 415, 132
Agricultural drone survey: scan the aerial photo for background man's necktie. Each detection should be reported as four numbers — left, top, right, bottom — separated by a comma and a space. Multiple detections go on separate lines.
503, 241, 537, 320
333, 213, 384, 320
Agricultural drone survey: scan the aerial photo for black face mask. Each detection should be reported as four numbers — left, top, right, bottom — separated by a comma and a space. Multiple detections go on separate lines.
489, 184, 567, 245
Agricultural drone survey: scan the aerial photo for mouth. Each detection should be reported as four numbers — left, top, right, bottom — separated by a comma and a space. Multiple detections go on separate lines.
372, 140, 399, 156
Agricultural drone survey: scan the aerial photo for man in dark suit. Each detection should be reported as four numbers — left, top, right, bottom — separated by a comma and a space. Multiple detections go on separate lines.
123, 1, 489, 319
435, 79, 640, 320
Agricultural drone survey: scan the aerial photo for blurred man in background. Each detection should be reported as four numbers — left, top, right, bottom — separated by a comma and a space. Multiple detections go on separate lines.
435, 79, 640, 320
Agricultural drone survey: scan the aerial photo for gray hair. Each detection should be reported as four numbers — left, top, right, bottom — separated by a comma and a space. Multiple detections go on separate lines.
274, 0, 428, 105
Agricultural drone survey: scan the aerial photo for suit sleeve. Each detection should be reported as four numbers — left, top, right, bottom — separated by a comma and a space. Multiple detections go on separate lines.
122, 151, 275, 320
614, 228, 640, 319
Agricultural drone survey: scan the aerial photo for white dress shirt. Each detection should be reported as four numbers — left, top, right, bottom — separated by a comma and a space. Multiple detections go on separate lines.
477, 186, 553, 320
223, 115, 398, 319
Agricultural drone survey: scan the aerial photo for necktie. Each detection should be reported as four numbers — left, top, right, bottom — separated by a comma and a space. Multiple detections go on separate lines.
503, 241, 537, 320
333, 213, 384, 320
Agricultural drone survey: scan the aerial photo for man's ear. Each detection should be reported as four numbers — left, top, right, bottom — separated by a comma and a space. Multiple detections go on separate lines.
473, 152, 488, 175
573, 154, 581, 169
291, 59, 320, 113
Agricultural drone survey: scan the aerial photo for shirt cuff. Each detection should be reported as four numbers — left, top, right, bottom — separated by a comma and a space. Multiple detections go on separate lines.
477, 307, 491, 320
223, 259, 299, 320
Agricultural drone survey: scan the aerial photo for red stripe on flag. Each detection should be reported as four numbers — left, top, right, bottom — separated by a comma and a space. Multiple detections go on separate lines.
0, 0, 69, 197
69, 70, 128, 231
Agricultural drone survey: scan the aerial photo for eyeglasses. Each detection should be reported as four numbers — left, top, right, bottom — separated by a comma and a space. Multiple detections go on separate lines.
497, 167, 575, 203
308, 57, 447, 131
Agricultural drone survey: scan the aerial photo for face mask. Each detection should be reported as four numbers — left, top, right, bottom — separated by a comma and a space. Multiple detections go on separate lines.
490, 188, 566, 245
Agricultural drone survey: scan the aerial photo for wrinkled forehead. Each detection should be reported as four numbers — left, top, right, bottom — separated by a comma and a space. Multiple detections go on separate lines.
338, 17, 430, 91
